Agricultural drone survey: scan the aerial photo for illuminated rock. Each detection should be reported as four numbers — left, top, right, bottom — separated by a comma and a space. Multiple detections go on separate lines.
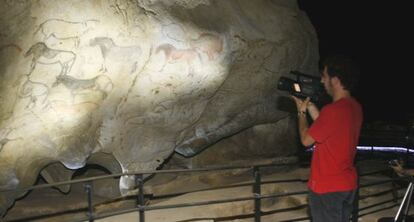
0, 0, 318, 216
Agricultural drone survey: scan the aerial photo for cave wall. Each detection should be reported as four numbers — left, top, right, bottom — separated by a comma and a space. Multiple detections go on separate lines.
0, 0, 318, 216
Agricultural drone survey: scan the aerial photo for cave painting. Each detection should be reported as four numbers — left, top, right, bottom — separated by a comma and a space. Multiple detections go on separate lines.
17, 77, 49, 109
155, 33, 223, 73
0, 0, 319, 217
155, 43, 201, 72
190, 33, 223, 61
34, 18, 99, 48
24, 42, 76, 76
52, 74, 113, 102
89, 37, 142, 73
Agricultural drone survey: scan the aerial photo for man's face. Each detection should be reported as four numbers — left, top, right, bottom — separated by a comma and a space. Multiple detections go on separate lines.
321, 66, 333, 96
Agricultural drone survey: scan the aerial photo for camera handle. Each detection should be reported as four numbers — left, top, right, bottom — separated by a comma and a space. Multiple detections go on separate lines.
394, 176, 414, 222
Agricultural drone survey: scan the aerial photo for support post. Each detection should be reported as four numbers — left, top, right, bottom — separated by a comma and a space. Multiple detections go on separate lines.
84, 182, 94, 222
253, 166, 261, 222
136, 174, 145, 222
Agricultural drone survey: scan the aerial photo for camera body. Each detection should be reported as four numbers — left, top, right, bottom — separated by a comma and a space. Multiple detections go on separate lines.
277, 71, 325, 102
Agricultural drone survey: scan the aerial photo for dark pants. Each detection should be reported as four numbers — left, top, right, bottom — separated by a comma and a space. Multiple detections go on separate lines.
309, 189, 356, 222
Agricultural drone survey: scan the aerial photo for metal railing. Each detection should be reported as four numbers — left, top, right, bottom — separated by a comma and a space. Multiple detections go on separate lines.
1, 161, 408, 222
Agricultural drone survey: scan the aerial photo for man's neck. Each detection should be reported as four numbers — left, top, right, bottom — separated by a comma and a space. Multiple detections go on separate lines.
332, 90, 351, 102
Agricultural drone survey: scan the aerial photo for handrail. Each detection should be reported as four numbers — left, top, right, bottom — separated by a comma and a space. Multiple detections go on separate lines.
0, 162, 298, 193
0, 163, 390, 194
2, 160, 408, 222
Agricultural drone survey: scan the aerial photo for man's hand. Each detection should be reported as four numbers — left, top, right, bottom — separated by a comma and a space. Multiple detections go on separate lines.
390, 160, 405, 176
291, 96, 310, 113
291, 96, 315, 147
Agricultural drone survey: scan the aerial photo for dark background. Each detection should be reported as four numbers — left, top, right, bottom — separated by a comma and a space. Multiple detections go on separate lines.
297, 1, 412, 125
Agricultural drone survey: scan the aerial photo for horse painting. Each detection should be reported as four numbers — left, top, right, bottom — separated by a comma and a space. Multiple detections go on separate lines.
52, 74, 113, 101
34, 18, 99, 46
24, 42, 76, 76
89, 37, 141, 73
190, 33, 223, 61
155, 43, 201, 72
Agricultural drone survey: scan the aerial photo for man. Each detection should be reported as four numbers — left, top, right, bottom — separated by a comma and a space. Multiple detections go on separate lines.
292, 55, 363, 222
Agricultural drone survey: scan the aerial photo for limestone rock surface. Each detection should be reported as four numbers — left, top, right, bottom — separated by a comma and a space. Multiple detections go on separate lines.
0, 0, 318, 216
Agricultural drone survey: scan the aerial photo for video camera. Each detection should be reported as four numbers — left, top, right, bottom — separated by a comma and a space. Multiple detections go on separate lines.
277, 71, 325, 103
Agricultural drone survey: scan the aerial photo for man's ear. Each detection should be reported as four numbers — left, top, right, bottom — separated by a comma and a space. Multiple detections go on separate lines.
331, 76, 341, 86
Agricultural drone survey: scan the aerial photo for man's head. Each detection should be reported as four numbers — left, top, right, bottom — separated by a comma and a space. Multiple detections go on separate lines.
320, 55, 360, 94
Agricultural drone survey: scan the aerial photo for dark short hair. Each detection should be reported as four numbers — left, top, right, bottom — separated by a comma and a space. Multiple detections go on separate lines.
321, 55, 360, 93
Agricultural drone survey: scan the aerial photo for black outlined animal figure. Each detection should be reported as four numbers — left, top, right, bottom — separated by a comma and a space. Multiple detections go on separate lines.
34, 19, 99, 47
17, 78, 49, 109
89, 37, 142, 73
44, 33, 80, 50
24, 42, 76, 76
52, 74, 113, 100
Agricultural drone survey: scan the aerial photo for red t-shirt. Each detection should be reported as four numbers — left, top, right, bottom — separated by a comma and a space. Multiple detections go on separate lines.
307, 97, 363, 193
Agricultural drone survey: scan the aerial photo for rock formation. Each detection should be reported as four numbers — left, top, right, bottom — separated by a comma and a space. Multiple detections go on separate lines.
0, 0, 318, 216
